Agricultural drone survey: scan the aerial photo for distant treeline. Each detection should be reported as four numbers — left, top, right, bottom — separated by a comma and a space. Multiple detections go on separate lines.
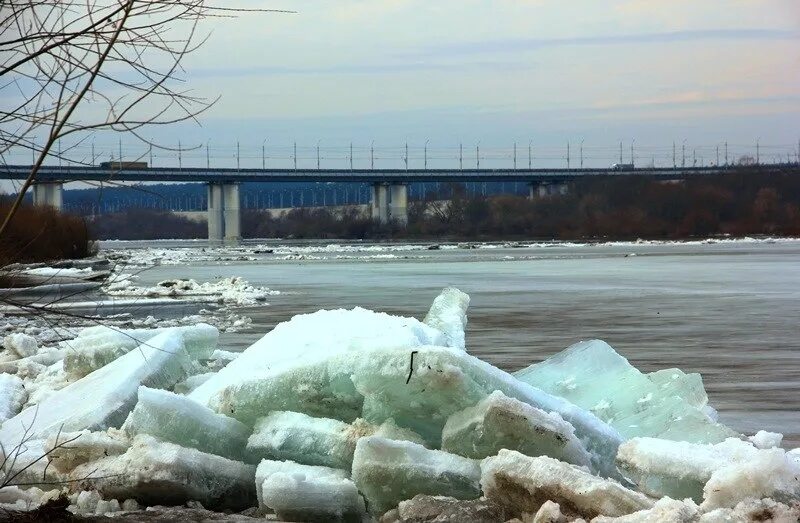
0, 200, 92, 266
89, 208, 206, 240
86, 168, 800, 240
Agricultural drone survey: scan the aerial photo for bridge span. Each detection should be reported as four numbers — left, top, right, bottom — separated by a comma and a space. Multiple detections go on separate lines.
3, 163, 797, 241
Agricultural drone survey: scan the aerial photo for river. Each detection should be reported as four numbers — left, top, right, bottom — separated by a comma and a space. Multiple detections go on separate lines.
105, 238, 800, 446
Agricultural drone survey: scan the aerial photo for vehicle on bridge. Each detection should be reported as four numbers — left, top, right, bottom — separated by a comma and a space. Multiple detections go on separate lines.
99, 161, 148, 170
611, 163, 635, 171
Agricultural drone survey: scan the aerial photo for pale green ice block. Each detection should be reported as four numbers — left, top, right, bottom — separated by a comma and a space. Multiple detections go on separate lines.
423, 287, 470, 350
352, 436, 481, 515
123, 386, 250, 461
513, 339, 737, 443
247, 411, 425, 470
442, 390, 591, 467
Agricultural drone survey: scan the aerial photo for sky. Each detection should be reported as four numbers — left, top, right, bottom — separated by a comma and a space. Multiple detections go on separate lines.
5, 0, 800, 170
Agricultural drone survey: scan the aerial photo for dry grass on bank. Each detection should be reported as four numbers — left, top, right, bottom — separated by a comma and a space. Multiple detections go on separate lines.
0, 202, 92, 267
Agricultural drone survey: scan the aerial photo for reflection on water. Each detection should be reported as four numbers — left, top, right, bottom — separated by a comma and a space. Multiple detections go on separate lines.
122, 240, 800, 446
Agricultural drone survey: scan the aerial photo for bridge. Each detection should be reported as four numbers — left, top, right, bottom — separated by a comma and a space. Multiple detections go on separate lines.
2, 163, 796, 241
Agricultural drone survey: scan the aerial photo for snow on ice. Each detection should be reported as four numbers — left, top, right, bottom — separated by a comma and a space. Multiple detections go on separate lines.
0, 287, 798, 520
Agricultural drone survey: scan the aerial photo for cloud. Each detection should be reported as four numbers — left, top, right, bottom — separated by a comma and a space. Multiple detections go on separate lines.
416, 29, 800, 57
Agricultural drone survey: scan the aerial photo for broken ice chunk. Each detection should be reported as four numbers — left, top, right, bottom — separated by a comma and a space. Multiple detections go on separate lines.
700, 446, 800, 511
351, 436, 481, 515
748, 430, 783, 449
616, 436, 800, 507
698, 498, 800, 522
591, 497, 699, 522
62, 325, 217, 380
481, 450, 653, 520
423, 287, 470, 350
388, 495, 508, 523
530, 500, 569, 523
3, 333, 38, 358
190, 303, 449, 407
0, 325, 217, 445
256, 460, 366, 522
122, 387, 250, 461
69, 434, 256, 511
514, 339, 737, 443
248, 411, 356, 469
0, 374, 27, 423
247, 411, 424, 470
441, 390, 591, 467
45, 430, 129, 474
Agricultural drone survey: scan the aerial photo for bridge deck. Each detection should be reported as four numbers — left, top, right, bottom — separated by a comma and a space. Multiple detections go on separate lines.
2, 164, 796, 184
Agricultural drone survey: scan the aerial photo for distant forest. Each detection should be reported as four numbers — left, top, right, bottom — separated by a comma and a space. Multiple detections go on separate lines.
87, 168, 800, 240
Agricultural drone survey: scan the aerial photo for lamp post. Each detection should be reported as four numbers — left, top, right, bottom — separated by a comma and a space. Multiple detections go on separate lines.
513, 142, 517, 170
316, 140, 321, 170
529, 140, 533, 169
682, 139, 687, 168
580, 139, 584, 169
424, 140, 429, 170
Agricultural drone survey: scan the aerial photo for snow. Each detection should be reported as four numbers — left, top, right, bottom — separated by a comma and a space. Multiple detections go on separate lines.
481, 450, 653, 520
122, 386, 250, 461
256, 460, 366, 521
352, 436, 481, 515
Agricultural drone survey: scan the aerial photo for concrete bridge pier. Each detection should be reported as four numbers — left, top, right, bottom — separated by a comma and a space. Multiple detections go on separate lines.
207, 182, 240, 242
222, 183, 241, 242
32, 182, 63, 210
389, 184, 408, 225
371, 183, 390, 224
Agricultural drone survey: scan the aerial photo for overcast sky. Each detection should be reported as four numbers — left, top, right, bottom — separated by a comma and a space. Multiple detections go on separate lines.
6, 0, 800, 169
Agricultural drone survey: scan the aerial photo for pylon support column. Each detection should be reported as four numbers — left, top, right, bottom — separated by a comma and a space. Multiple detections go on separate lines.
207, 182, 241, 242
389, 183, 408, 226
222, 183, 241, 242
371, 183, 390, 224
32, 182, 64, 210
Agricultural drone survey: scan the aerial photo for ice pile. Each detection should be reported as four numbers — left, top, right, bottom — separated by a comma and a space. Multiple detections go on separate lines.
0, 287, 798, 521
103, 275, 277, 306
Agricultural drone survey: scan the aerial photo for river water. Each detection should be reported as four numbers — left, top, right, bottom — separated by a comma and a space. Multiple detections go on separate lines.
109, 239, 800, 446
